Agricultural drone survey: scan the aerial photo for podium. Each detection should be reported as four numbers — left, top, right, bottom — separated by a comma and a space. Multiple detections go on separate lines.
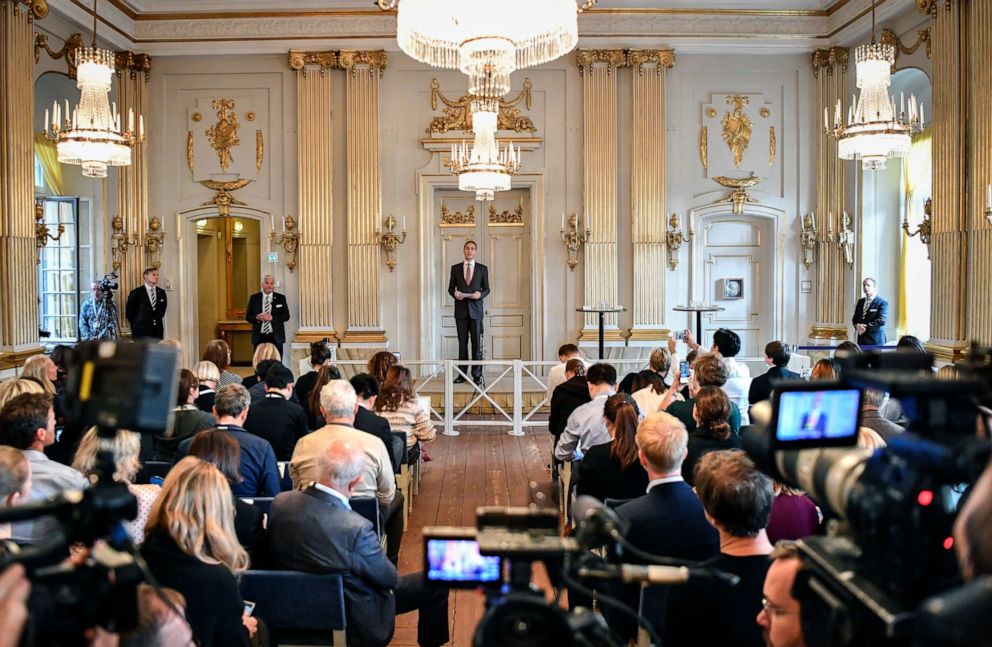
577, 305, 626, 360
672, 304, 725, 343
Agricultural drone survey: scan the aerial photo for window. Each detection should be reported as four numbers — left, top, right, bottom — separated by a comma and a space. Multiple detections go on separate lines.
34, 154, 45, 192
900, 131, 932, 341
37, 198, 81, 342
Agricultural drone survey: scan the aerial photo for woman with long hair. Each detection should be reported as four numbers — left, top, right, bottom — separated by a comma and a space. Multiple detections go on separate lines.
202, 339, 241, 387
810, 358, 840, 381
293, 340, 333, 405
241, 343, 281, 390
156, 369, 216, 461
375, 365, 436, 461
368, 350, 398, 385
683, 386, 741, 484
631, 369, 667, 416
305, 364, 342, 430
141, 457, 255, 646
576, 393, 648, 502
21, 355, 56, 396
72, 428, 159, 544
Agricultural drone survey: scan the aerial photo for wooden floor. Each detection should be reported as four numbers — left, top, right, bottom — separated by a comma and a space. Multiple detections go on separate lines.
391, 423, 554, 646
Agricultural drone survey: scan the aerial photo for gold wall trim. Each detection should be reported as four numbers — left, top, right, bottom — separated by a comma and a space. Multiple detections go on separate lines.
288, 49, 337, 71
0, 348, 46, 371
115, 49, 152, 80
293, 330, 340, 343
576, 49, 627, 75
13, 0, 46, 18
578, 329, 627, 343
808, 325, 849, 340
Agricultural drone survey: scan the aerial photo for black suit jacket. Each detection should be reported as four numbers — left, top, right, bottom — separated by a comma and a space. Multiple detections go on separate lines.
268, 487, 397, 647
447, 262, 490, 320
124, 284, 167, 339
354, 406, 399, 473
852, 295, 889, 345
549, 375, 591, 440
243, 393, 310, 461
246, 291, 290, 346
748, 365, 801, 406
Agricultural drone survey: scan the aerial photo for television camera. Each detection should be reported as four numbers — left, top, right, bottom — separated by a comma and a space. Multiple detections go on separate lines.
97, 272, 119, 299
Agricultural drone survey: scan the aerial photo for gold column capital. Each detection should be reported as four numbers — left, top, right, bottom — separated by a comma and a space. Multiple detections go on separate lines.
811, 47, 849, 77
338, 50, 388, 77
115, 50, 152, 82
10, 0, 47, 19
627, 48, 676, 74
289, 49, 338, 72
576, 48, 627, 75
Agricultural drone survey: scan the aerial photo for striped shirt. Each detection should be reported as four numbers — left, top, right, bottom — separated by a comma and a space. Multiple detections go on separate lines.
378, 399, 436, 448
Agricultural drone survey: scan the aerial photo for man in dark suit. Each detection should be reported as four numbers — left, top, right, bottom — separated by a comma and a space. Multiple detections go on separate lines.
350, 372, 400, 473
852, 277, 888, 346
245, 274, 290, 352
124, 267, 167, 340
268, 438, 449, 647
447, 240, 490, 384
243, 364, 309, 461
748, 340, 801, 408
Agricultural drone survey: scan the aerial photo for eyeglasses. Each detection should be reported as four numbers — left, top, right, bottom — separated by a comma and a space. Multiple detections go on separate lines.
761, 598, 797, 618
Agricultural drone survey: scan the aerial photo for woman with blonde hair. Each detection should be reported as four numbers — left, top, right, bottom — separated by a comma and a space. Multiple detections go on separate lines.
194, 360, 220, 413
21, 355, 57, 396
202, 339, 241, 387
0, 379, 43, 411
242, 343, 281, 390
141, 457, 254, 646
72, 428, 159, 544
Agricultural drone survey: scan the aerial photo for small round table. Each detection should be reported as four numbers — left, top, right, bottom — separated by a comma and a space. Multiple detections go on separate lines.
673, 304, 725, 343
576, 305, 627, 359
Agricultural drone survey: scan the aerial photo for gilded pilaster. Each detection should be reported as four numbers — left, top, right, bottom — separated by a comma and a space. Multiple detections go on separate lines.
628, 49, 674, 342
967, 0, 992, 346
809, 47, 850, 341
290, 50, 338, 342
0, 0, 43, 356
577, 49, 626, 341
340, 51, 387, 345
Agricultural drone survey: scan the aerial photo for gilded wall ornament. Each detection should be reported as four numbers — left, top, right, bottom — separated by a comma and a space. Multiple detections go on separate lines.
246, 111, 256, 121
198, 178, 252, 217
34, 201, 64, 264
19, 0, 48, 18
721, 95, 752, 168
34, 32, 83, 78
439, 200, 475, 227
110, 214, 136, 273
699, 126, 708, 171
665, 212, 694, 271
270, 214, 300, 272
191, 112, 202, 122
575, 49, 627, 75
706, 108, 717, 118
559, 214, 590, 271
835, 211, 855, 268
186, 131, 194, 173
713, 175, 761, 215
811, 47, 849, 77
799, 213, 817, 270
769, 126, 776, 167
338, 50, 388, 76
288, 50, 338, 73
375, 215, 407, 272
488, 197, 525, 226
880, 27, 932, 62
427, 78, 536, 134
206, 99, 240, 172
626, 49, 676, 74
114, 50, 152, 81
760, 108, 771, 118
255, 130, 263, 173
144, 216, 165, 270
902, 197, 932, 259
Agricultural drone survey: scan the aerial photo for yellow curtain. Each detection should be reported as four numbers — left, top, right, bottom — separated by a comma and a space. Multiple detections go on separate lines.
899, 128, 932, 335
33, 132, 64, 195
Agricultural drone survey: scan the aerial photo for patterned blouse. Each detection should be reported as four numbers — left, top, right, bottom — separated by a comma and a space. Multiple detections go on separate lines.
218, 370, 243, 387
125, 482, 161, 544
378, 399, 436, 448
79, 297, 119, 340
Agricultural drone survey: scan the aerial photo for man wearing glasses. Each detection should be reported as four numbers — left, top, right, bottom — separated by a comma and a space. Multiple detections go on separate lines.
757, 541, 808, 647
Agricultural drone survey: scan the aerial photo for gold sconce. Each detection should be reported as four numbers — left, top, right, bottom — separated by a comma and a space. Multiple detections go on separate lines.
375, 215, 407, 272
799, 212, 817, 269
110, 214, 138, 273
144, 216, 166, 270
902, 197, 932, 259
34, 200, 64, 264
559, 213, 590, 271
270, 214, 300, 272
831, 211, 855, 269
664, 212, 694, 270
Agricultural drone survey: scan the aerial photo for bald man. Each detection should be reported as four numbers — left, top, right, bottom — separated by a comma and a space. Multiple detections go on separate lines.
246, 275, 290, 352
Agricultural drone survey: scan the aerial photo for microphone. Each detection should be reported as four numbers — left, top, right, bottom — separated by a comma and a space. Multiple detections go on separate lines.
576, 563, 741, 587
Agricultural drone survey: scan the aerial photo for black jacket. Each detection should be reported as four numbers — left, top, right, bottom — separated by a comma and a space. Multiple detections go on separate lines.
124, 284, 167, 339
243, 392, 310, 461
683, 431, 742, 485
234, 496, 267, 567
245, 291, 290, 346
852, 295, 889, 345
268, 487, 397, 647
195, 386, 216, 414
575, 441, 649, 503
447, 262, 490, 320
354, 406, 399, 473
747, 365, 801, 407
549, 376, 591, 439
154, 408, 216, 461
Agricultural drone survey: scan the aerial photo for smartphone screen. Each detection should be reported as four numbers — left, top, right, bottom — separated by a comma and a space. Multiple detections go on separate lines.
243, 601, 256, 616
679, 361, 691, 384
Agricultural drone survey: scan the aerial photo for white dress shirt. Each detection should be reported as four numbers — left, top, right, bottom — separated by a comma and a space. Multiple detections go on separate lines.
721, 357, 753, 426
646, 475, 684, 492
313, 482, 352, 510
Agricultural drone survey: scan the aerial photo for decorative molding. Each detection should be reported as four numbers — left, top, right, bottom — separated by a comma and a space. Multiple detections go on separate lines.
205, 98, 239, 172
721, 95, 752, 168
337, 49, 387, 75
575, 48, 627, 75
288, 49, 337, 72
699, 126, 708, 170
488, 198, 525, 226
769, 126, 776, 167
915, 0, 936, 15
186, 131, 194, 173
713, 175, 761, 215
15, 0, 47, 19
34, 200, 63, 263
627, 48, 676, 74
0, 347, 46, 371
439, 201, 475, 227
34, 32, 83, 77
427, 78, 536, 134
255, 129, 263, 173
114, 50, 152, 81
811, 46, 849, 77
144, 216, 165, 270
880, 26, 932, 62
197, 178, 252, 216
374, 215, 406, 271
270, 214, 300, 272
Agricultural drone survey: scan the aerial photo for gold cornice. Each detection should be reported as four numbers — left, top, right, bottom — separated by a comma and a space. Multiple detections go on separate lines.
0, 348, 45, 371
578, 328, 628, 343
14, 0, 47, 19
627, 328, 672, 342
576, 49, 627, 75
288, 49, 337, 71
627, 49, 676, 74
338, 50, 387, 76
115, 50, 152, 81
293, 330, 340, 344
915, 0, 936, 15
925, 341, 967, 363
808, 325, 849, 340
340, 331, 389, 344
811, 46, 849, 77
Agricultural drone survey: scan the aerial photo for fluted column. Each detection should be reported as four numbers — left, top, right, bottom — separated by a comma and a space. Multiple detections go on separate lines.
576, 49, 626, 342
114, 51, 151, 336
289, 50, 338, 342
340, 51, 387, 345
0, 0, 46, 363
627, 49, 674, 343
968, 0, 992, 346
809, 47, 850, 341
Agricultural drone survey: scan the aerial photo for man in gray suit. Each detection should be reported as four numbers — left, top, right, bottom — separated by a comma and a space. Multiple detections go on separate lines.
447, 240, 490, 385
860, 388, 904, 442
268, 438, 449, 647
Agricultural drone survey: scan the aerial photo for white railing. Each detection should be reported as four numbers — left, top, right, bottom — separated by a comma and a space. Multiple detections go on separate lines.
329, 358, 650, 436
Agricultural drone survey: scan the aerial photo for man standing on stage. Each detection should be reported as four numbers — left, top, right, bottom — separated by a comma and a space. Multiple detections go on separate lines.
246, 274, 290, 353
852, 277, 888, 346
448, 240, 490, 385
125, 267, 167, 340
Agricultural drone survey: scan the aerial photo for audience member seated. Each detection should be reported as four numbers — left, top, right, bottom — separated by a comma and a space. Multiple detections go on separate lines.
141, 457, 255, 647
0, 446, 31, 540
620, 346, 672, 396
896, 334, 928, 354
756, 541, 810, 647
72, 427, 160, 545
555, 363, 617, 462
203, 339, 242, 387
375, 366, 436, 462
291, 379, 404, 562
833, 340, 861, 357
350, 373, 400, 473
368, 350, 399, 385
294, 340, 334, 406
662, 449, 774, 647
0, 393, 88, 545
243, 364, 309, 462
749, 341, 801, 408
21, 355, 57, 399
548, 359, 590, 444
546, 343, 585, 401
859, 388, 904, 442
685, 327, 752, 425
0, 379, 43, 411
247, 359, 283, 403
766, 482, 820, 545
630, 370, 668, 416
194, 360, 220, 413
177, 384, 281, 498
809, 358, 839, 381
303, 364, 342, 430
120, 584, 195, 647
269, 438, 449, 647
683, 386, 741, 484
665, 353, 742, 436
576, 393, 648, 502
241, 342, 281, 390
188, 430, 266, 565
156, 368, 215, 461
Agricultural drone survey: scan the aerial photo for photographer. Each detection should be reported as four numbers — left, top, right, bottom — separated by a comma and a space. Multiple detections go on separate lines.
79, 279, 119, 341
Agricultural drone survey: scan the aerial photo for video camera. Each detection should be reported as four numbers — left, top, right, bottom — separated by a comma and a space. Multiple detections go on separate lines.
742, 343, 992, 647
97, 272, 118, 298
0, 340, 178, 643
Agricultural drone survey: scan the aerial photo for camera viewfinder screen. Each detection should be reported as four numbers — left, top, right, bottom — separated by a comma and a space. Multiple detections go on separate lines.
426, 539, 501, 585
774, 388, 861, 446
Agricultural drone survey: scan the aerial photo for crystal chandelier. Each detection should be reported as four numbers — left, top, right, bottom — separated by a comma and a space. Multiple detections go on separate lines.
825, 2, 923, 170
44, 0, 144, 178
450, 99, 521, 202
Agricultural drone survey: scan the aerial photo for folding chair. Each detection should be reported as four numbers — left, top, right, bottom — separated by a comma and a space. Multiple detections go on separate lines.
240, 570, 347, 646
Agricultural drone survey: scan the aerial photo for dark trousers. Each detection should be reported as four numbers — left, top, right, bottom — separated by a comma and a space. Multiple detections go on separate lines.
381, 491, 405, 563
395, 572, 450, 647
455, 316, 482, 379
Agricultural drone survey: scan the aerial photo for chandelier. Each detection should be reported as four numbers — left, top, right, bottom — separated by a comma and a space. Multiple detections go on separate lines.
44, 1, 143, 178
825, 3, 923, 170
450, 99, 521, 201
